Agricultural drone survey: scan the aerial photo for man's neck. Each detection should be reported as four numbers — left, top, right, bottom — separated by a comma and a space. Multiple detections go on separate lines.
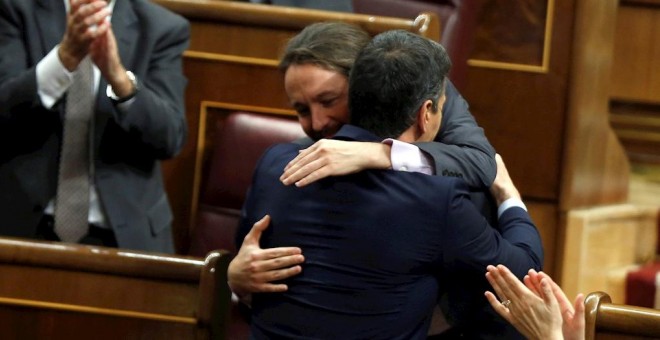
396, 127, 420, 144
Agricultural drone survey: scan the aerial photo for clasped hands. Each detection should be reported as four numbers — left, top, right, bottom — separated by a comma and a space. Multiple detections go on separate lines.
485, 265, 585, 340
59, 0, 134, 98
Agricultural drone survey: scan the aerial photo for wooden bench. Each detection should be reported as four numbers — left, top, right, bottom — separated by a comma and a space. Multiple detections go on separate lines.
585, 291, 660, 340
152, 0, 442, 254
156, 0, 439, 58
0, 238, 231, 339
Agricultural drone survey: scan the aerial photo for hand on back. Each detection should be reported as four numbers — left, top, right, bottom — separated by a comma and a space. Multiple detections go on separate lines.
228, 215, 305, 298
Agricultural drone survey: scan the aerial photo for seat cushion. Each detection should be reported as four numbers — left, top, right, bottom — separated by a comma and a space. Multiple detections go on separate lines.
190, 112, 305, 257
625, 262, 660, 309
201, 112, 305, 210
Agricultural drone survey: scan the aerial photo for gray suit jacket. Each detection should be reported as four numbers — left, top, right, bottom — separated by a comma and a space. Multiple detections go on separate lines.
0, 0, 189, 253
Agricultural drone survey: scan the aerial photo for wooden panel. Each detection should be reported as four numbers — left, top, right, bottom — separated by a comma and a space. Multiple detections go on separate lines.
471, 0, 549, 67
466, 0, 631, 292
468, 0, 629, 205
468, 68, 567, 201
0, 265, 198, 316
557, 205, 658, 302
527, 201, 558, 276
0, 306, 195, 340
610, 101, 660, 164
559, 0, 630, 208
609, 3, 660, 164
189, 22, 294, 59
610, 5, 660, 103
0, 238, 232, 339
465, 0, 573, 201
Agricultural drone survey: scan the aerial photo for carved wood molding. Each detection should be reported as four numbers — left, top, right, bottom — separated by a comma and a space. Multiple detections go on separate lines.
468, 0, 555, 73
0, 297, 196, 324
610, 100, 660, 164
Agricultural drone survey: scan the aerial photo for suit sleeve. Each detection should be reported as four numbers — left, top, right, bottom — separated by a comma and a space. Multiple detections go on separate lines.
0, 3, 44, 120
442, 180, 543, 279
235, 144, 281, 249
112, 16, 190, 159
414, 80, 496, 189
236, 185, 255, 249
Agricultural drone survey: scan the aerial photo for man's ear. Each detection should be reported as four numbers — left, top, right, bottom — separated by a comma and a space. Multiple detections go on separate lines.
416, 99, 434, 134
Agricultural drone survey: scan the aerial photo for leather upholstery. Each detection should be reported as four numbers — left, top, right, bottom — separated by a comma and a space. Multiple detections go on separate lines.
188, 112, 304, 340
189, 111, 305, 256
624, 210, 660, 309
625, 262, 660, 309
352, 0, 483, 92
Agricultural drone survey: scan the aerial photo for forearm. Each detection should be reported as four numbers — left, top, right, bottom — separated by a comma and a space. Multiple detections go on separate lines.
416, 141, 496, 188
110, 23, 189, 159
0, 69, 44, 120
497, 208, 544, 276
0, 43, 43, 119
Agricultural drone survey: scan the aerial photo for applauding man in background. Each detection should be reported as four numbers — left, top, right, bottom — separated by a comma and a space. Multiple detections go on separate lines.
0, 0, 189, 252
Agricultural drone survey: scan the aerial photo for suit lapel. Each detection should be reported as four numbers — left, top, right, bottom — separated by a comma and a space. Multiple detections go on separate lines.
111, 0, 138, 72
35, 0, 66, 55
94, 1, 138, 146
96, 0, 137, 100
95, 1, 137, 107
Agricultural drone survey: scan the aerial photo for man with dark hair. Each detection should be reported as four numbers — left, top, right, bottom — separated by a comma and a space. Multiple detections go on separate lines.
236, 29, 543, 339
348, 30, 450, 139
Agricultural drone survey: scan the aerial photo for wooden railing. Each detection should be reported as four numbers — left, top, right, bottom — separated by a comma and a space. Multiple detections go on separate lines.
585, 291, 660, 340
0, 238, 231, 339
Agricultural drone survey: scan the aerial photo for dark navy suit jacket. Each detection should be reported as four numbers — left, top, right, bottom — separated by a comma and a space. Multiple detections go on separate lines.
238, 125, 543, 339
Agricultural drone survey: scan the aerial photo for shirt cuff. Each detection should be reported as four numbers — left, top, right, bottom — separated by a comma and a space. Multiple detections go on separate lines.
497, 198, 528, 219
231, 292, 240, 304
36, 45, 73, 109
383, 139, 434, 175
115, 96, 136, 111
